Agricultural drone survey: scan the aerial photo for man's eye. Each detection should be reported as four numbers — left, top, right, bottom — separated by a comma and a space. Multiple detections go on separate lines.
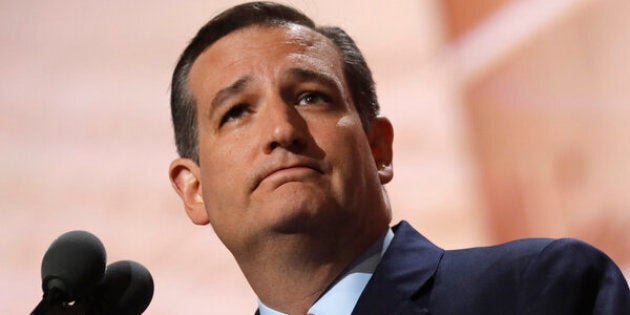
220, 104, 248, 126
297, 92, 330, 105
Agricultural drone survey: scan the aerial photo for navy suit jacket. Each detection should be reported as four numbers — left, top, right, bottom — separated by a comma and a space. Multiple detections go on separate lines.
351, 221, 630, 314
255, 221, 629, 314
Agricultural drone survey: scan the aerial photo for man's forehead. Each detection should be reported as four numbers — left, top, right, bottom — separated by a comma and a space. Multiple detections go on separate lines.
213, 23, 333, 53
188, 23, 344, 98
195, 24, 339, 70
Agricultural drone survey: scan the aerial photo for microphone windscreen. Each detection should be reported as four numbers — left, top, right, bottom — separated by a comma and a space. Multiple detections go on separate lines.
41, 230, 107, 300
98, 260, 154, 315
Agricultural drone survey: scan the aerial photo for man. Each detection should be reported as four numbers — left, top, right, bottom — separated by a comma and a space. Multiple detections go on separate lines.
168, 2, 630, 314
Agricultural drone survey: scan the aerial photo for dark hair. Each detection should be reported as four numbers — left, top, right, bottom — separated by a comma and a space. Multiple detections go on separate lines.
170, 1, 379, 163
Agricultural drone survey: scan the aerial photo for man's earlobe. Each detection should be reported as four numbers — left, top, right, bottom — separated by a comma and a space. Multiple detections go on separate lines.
369, 117, 394, 184
169, 158, 210, 225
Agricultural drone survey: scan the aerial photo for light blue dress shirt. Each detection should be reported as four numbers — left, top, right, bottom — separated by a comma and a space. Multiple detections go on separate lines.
258, 228, 394, 315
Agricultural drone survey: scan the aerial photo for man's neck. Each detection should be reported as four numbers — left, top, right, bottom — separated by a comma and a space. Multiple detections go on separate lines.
237, 223, 388, 315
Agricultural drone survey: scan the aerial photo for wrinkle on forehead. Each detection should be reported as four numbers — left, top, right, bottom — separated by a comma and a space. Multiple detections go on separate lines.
189, 23, 350, 116
193, 24, 338, 75
247, 24, 334, 56
282, 23, 320, 46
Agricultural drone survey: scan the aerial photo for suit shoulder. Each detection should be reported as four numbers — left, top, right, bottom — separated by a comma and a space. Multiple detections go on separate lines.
520, 237, 621, 282
432, 238, 629, 313
440, 237, 625, 289
429, 238, 555, 313
518, 238, 630, 313
442, 237, 615, 270
434, 238, 554, 291
441, 237, 554, 269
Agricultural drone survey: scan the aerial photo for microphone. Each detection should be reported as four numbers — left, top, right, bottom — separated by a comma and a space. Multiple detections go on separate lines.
32, 230, 107, 314
94, 260, 154, 315
32, 231, 154, 314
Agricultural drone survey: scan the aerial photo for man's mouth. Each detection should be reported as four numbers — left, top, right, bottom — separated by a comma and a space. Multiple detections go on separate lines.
251, 159, 324, 191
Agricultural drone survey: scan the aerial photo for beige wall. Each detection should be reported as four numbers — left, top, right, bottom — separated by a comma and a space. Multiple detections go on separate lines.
451, 0, 630, 272
1, 1, 627, 314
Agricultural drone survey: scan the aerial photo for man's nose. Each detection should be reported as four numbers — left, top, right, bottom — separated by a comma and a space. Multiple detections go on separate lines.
260, 96, 307, 154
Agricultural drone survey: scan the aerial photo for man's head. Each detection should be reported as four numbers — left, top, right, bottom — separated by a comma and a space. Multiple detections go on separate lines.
171, 1, 380, 164
168, 1, 393, 262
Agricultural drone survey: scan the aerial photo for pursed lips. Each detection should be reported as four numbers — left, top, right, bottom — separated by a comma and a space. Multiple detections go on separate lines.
251, 159, 324, 191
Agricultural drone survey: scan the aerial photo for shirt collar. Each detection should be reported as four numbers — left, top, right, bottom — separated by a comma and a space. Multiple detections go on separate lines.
258, 228, 394, 315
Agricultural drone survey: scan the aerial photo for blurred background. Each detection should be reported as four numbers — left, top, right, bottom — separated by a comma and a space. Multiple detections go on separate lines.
2, 0, 629, 313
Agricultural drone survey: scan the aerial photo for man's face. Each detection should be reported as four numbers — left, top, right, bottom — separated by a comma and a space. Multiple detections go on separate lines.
170, 24, 393, 256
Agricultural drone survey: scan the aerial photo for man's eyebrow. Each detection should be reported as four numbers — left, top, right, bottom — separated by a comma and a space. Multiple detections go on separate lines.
286, 68, 340, 90
209, 76, 252, 114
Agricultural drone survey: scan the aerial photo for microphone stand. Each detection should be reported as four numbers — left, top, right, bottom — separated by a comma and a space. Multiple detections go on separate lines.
31, 289, 94, 315
31, 287, 64, 315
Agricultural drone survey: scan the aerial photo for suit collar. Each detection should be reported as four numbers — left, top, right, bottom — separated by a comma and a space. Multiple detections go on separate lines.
351, 221, 444, 314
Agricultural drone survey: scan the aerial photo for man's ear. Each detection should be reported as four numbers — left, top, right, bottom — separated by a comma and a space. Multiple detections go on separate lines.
169, 158, 209, 225
368, 117, 394, 184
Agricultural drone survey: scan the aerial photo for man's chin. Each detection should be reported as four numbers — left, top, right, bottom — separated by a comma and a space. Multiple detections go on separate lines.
268, 208, 324, 235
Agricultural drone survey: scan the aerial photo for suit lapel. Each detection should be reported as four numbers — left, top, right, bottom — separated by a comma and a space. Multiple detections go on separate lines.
351, 221, 444, 315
